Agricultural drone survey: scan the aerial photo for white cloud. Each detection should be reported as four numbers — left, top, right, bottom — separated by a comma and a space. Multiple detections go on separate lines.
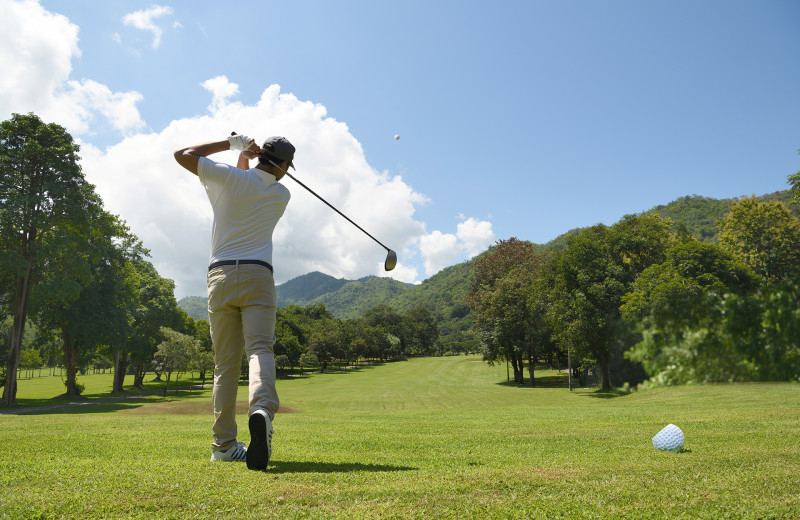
0, 0, 145, 137
122, 5, 174, 50
202, 76, 240, 110
420, 231, 461, 276
418, 217, 495, 276
457, 217, 495, 258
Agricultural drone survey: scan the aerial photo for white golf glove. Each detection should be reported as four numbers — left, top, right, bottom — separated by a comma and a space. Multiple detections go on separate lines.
228, 134, 252, 151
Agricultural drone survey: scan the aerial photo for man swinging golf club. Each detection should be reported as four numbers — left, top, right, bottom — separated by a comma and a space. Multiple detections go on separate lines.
174, 133, 295, 470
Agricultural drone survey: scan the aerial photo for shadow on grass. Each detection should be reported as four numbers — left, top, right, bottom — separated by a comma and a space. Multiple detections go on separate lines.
1, 399, 153, 415
495, 373, 571, 389
268, 460, 416, 474
584, 389, 630, 399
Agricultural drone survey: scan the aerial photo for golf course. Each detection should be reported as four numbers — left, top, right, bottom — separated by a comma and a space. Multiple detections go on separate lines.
1, 355, 798, 519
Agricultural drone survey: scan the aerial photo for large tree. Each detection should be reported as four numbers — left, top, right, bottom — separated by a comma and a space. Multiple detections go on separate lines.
621, 239, 759, 384
126, 261, 182, 389
0, 113, 92, 405
718, 196, 800, 284
402, 306, 439, 356
466, 238, 544, 384
31, 205, 140, 397
547, 215, 672, 390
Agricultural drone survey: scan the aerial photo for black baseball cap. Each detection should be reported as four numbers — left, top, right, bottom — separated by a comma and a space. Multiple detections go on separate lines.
261, 136, 295, 169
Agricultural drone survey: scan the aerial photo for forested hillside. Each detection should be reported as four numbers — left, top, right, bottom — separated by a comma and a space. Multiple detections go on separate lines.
177, 296, 208, 321
276, 272, 350, 307
309, 276, 413, 319
387, 261, 476, 352
647, 191, 798, 242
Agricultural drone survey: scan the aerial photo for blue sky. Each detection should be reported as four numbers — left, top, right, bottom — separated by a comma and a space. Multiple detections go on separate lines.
3, 0, 799, 297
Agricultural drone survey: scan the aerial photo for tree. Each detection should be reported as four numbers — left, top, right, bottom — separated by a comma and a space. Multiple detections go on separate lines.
307, 324, 341, 372
187, 319, 214, 387
153, 327, 193, 396
788, 149, 800, 205
621, 239, 759, 384
274, 355, 291, 377
547, 215, 672, 390
125, 260, 182, 390
1, 113, 92, 405
30, 206, 135, 397
718, 196, 800, 284
466, 238, 544, 384
402, 307, 439, 356
274, 319, 304, 370
18, 348, 42, 378
299, 352, 319, 373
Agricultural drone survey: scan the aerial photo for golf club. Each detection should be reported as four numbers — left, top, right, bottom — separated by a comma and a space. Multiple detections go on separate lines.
232, 132, 397, 271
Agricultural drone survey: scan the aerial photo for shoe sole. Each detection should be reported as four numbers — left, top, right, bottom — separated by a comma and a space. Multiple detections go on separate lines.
247, 413, 270, 471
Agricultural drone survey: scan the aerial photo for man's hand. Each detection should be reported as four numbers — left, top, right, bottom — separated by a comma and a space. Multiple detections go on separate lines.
174, 138, 234, 176
237, 148, 263, 169
228, 134, 255, 151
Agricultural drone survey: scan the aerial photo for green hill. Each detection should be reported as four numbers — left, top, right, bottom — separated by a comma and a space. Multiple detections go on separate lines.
309, 276, 413, 320
176, 296, 208, 321
387, 261, 476, 352
276, 271, 349, 307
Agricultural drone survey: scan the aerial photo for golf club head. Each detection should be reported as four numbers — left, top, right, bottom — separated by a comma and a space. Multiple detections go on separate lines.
384, 249, 397, 271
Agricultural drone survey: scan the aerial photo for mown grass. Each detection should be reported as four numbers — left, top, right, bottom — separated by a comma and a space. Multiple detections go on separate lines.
1, 356, 798, 519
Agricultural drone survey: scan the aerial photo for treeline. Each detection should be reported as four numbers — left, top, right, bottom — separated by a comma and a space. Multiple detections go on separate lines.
0, 113, 439, 404
467, 181, 800, 390
0, 113, 197, 404
272, 303, 438, 374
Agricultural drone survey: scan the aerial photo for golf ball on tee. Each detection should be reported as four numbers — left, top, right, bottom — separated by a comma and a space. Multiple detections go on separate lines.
652, 424, 684, 452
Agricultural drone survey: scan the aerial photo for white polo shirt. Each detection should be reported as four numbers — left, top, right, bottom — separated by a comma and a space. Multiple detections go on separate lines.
198, 157, 290, 266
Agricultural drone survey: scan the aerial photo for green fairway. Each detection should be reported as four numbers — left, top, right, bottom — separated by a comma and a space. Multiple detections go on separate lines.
1, 356, 798, 519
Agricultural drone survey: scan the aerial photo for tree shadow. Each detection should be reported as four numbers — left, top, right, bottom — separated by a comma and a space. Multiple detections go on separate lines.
266, 460, 417, 474
1, 399, 152, 415
584, 389, 630, 399
495, 373, 571, 389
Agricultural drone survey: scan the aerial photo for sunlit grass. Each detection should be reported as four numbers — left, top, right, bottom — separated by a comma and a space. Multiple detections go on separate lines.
1, 356, 798, 519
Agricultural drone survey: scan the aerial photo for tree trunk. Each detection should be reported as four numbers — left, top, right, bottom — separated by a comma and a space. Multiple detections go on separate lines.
61, 329, 82, 398
2, 272, 33, 406
599, 354, 611, 391
528, 349, 536, 387
162, 371, 172, 397
510, 354, 523, 384
567, 347, 573, 391
112, 351, 128, 393
133, 363, 146, 389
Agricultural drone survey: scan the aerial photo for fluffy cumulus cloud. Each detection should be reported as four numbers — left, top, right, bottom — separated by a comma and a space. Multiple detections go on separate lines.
0, 0, 145, 136
418, 217, 495, 277
0, 0, 495, 297
122, 5, 174, 49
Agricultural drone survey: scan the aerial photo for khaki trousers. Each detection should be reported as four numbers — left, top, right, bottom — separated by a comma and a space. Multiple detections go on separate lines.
207, 263, 279, 451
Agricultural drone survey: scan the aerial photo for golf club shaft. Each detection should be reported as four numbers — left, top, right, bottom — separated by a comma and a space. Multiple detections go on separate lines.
269, 160, 392, 253
232, 132, 392, 252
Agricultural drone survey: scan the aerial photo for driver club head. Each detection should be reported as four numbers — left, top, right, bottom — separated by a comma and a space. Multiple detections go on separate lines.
384, 249, 397, 271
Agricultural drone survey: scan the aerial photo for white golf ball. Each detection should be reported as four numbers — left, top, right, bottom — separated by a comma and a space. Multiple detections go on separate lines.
394, 134, 400, 140
652, 424, 684, 452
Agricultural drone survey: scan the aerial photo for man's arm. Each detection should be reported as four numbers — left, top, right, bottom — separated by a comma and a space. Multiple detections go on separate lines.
174, 136, 256, 176
237, 149, 262, 170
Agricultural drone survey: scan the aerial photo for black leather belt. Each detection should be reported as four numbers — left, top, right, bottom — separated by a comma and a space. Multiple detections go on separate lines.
208, 260, 273, 273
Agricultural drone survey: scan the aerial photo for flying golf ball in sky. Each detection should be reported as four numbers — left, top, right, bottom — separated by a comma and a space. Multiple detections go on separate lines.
652, 424, 684, 452
394, 134, 400, 140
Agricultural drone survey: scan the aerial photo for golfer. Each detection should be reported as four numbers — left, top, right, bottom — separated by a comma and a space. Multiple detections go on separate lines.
174, 133, 294, 470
